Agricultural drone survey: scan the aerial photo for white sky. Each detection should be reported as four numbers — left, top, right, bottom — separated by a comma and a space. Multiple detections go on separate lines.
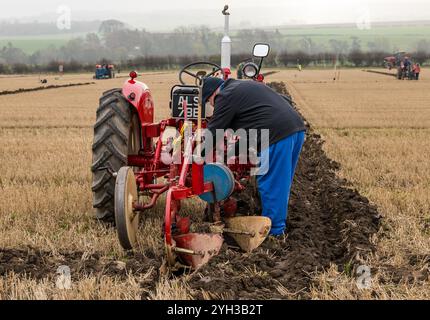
1, 0, 430, 29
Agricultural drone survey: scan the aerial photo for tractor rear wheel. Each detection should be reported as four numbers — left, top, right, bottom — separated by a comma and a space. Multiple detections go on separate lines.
91, 88, 141, 223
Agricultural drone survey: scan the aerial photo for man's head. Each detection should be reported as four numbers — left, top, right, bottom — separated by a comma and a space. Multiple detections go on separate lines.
202, 77, 224, 106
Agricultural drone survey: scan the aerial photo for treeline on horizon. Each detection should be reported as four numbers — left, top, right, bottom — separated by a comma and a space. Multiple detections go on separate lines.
1, 24, 430, 74
2, 50, 430, 74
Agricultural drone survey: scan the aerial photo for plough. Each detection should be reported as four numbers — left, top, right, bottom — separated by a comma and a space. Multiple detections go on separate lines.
92, 44, 273, 269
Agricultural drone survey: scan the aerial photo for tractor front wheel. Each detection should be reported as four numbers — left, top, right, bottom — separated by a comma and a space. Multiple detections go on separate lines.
91, 89, 141, 223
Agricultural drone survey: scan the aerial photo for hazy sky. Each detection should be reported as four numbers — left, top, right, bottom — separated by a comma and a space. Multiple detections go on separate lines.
2, 0, 430, 30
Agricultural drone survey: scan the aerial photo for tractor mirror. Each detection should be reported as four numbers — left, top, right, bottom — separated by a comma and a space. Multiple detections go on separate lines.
253, 43, 270, 58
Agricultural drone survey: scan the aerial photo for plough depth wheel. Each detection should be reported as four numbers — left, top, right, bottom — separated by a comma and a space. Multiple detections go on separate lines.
115, 167, 139, 250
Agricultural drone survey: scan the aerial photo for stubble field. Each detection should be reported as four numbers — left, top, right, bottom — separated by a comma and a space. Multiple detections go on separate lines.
283, 69, 430, 298
0, 69, 429, 299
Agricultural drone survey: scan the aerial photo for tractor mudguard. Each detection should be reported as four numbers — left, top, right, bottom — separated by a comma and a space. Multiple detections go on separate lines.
122, 79, 154, 124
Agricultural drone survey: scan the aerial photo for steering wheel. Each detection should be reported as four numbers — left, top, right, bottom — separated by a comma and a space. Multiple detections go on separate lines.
179, 62, 225, 86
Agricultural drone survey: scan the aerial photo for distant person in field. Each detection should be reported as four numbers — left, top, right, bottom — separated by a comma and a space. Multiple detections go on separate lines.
202, 77, 306, 238
403, 57, 412, 71
413, 63, 421, 80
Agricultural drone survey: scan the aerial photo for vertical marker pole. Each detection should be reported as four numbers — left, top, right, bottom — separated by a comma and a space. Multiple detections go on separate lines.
221, 5, 231, 69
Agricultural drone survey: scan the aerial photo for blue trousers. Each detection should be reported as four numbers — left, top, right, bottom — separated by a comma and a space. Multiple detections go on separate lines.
256, 131, 305, 235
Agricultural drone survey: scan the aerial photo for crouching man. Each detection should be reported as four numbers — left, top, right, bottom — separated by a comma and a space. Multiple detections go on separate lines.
202, 77, 306, 237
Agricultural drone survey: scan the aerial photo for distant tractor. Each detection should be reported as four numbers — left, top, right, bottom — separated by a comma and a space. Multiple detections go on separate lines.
94, 64, 115, 80
384, 52, 415, 80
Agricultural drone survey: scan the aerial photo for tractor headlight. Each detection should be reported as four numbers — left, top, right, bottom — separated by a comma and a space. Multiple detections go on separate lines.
242, 62, 259, 78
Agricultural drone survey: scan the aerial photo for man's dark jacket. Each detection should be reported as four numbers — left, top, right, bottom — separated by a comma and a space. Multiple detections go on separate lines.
207, 79, 306, 149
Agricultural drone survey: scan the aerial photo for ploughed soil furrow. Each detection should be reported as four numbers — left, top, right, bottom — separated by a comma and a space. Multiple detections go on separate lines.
0, 82, 381, 299
0, 82, 95, 96
187, 82, 381, 298
187, 129, 381, 299
363, 69, 397, 77
0, 247, 162, 299
0, 248, 160, 280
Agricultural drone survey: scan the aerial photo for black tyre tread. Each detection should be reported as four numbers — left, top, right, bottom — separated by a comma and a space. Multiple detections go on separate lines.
92, 170, 113, 192
94, 109, 115, 129
103, 88, 122, 96
92, 90, 132, 222
104, 140, 127, 163
93, 187, 114, 208
107, 122, 128, 143
91, 151, 112, 172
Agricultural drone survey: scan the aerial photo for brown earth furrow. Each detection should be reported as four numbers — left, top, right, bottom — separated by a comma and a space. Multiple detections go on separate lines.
0, 82, 95, 96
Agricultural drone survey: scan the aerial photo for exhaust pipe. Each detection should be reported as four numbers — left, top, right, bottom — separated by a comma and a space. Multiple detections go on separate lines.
221, 5, 231, 69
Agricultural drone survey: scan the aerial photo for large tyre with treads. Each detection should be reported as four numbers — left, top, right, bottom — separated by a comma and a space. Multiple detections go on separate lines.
91, 88, 141, 223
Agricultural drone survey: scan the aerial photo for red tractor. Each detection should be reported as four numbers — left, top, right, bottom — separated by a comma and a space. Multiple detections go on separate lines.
91, 44, 272, 270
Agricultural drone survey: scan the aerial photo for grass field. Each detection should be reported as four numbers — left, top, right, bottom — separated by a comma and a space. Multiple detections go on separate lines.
0, 72, 181, 299
0, 39, 69, 54
0, 33, 86, 54
282, 69, 430, 298
273, 24, 430, 51
235, 23, 430, 52
0, 69, 429, 299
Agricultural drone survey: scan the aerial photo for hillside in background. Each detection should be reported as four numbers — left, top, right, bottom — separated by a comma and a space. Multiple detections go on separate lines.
1, 19, 430, 73
0, 20, 101, 54
264, 21, 430, 52
1, 20, 430, 55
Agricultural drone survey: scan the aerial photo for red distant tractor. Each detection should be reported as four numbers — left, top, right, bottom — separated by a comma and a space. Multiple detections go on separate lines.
91, 44, 273, 270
